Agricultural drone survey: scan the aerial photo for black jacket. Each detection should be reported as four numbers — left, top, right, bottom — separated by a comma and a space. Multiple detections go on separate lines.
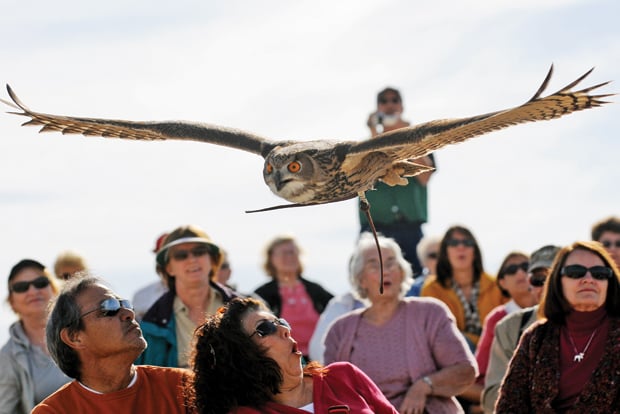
254, 277, 333, 317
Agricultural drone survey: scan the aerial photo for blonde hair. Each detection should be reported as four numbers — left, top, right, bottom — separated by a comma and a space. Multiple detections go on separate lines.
53, 251, 88, 280
262, 235, 304, 278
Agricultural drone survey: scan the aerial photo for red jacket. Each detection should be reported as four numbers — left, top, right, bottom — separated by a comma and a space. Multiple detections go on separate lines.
231, 362, 397, 414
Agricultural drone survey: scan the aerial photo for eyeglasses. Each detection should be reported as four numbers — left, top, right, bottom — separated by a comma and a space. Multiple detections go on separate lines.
80, 298, 133, 319
170, 245, 211, 261
529, 276, 547, 287
427, 252, 439, 260
379, 97, 400, 105
601, 240, 620, 249
562, 264, 613, 281
446, 239, 475, 248
503, 262, 529, 276
249, 318, 291, 338
10, 276, 51, 293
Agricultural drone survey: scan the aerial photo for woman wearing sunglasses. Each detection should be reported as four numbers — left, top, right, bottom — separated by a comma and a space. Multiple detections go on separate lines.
0, 259, 70, 413
496, 241, 620, 413
189, 297, 398, 414
421, 225, 505, 350
136, 224, 239, 368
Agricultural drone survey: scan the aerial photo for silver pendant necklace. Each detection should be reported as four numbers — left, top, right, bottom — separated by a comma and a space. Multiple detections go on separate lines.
567, 328, 598, 363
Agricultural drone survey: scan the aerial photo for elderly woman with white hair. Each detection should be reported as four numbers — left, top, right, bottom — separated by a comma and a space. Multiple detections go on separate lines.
324, 233, 477, 414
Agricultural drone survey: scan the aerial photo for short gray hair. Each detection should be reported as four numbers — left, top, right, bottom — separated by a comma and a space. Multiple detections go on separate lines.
349, 232, 413, 300
416, 235, 440, 263
46, 274, 101, 380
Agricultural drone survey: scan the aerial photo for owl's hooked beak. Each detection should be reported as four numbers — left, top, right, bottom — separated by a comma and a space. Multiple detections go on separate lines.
274, 171, 290, 191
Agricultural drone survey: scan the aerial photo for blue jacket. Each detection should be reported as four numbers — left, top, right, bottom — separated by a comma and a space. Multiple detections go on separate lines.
136, 281, 238, 367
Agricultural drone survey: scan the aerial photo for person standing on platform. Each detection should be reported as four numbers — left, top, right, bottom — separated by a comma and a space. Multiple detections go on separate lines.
360, 86, 435, 275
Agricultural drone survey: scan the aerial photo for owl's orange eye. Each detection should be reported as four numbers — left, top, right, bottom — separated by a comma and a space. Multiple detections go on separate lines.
266, 163, 273, 174
288, 161, 301, 173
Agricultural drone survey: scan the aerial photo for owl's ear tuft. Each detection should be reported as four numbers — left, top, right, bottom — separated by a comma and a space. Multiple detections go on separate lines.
334, 143, 352, 162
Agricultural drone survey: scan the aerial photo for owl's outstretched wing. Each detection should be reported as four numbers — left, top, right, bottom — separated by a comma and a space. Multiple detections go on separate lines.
1, 85, 278, 158
344, 65, 613, 169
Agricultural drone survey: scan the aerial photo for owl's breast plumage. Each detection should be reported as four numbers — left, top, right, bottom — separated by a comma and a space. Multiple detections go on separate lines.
306, 151, 390, 203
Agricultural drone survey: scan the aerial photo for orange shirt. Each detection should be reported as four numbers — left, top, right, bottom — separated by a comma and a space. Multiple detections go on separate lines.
32, 365, 190, 414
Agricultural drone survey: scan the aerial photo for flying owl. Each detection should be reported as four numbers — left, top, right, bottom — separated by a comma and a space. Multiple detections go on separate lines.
1, 65, 612, 212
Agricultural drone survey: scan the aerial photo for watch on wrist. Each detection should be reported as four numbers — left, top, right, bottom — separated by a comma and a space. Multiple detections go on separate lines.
422, 376, 433, 395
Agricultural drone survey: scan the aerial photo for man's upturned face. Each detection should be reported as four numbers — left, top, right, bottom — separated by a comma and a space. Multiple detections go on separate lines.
74, 284, 146, 357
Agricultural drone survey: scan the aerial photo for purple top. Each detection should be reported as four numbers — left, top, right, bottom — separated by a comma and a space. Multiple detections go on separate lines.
324, 297, 477, 413
349, 302, 412, 405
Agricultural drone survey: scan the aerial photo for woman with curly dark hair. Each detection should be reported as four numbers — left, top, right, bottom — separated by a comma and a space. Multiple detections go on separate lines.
189, 297, 397, 414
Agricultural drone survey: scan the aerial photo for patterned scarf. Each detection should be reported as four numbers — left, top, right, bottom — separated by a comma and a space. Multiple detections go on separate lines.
453, 280, 482, 336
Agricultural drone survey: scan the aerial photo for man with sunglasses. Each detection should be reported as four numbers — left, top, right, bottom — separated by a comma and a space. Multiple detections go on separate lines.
32, 275, 191, 413
360, 87, 435, 276
481, 245, 560, 413
591, 216, 620, 268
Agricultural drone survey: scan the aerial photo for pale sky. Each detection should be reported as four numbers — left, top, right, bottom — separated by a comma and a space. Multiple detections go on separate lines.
1, 0, 618, 344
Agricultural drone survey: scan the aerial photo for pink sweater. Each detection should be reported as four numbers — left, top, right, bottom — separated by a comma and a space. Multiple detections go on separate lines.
324, 297, 477, 413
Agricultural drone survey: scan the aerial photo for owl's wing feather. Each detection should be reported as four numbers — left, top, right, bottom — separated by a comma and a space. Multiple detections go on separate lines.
345, 65, 613, 165
2, 85, 276, 157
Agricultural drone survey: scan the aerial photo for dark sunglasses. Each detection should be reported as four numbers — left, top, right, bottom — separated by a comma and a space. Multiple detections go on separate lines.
10, 276, 51, 293
602, 240, 620, 249
379, 97, 400, 104
562, 264, 613, 281
80, 298, 133, 319
529, 276, 547, 288
427, 252, 439, 260
249, 318, 291, 338
528, 269, 549, 287
170, 245, 210, 261
446, 238, 475, 248
503, 262, 529, 276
